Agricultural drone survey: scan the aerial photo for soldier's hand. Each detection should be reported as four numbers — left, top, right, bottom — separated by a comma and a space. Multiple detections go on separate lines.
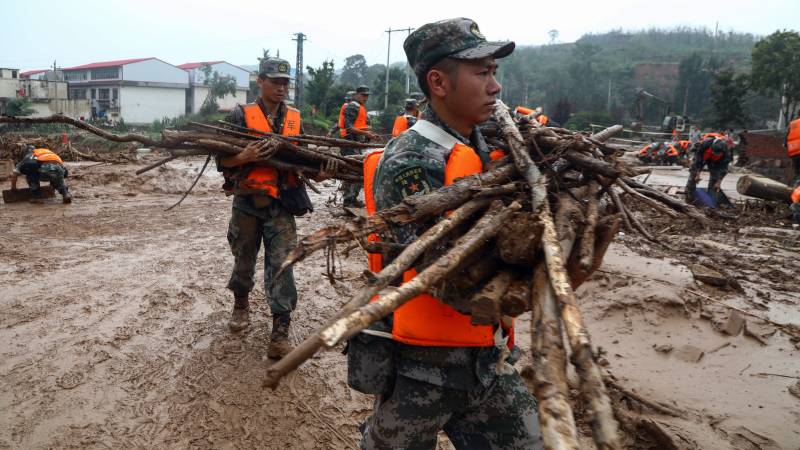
367, 131, 380, 141
239, 140, 265, 163
317, 159, 340, 180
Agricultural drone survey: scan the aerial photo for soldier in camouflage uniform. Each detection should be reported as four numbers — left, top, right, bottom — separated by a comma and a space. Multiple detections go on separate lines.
218, 57, 334, 359
10, 145, 72, 204
351, 18, 543, 449
340, 85, 379, 207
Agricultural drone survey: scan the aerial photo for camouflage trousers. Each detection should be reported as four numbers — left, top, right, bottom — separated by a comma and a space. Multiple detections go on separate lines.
686, 168, 725, 204
25, 163, 68, 196
340, 146, 363, 206
360, 370, 543, 450
226, 200, 297, 315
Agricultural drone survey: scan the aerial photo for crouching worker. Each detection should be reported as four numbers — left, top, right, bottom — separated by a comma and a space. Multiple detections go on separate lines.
349, 18, 543, 450
10, 145, 72, 204
685, 136, 731, 205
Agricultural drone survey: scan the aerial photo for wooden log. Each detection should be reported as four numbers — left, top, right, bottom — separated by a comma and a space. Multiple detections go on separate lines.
493, 100, 621, 450
0, 114, 164, 147
470, 270, 514, 325
319, 201, 519, 347
608, 187, 633, 232
263, 198, 493, 389
562, 150, 621, 179
615, 179, 679, 218
622, 176, 710, 226
736, 175, 793, 203
500, 275, 531, 317
496, 211, 543, 265
590, 124, 624, 144
2, 186, 55, 203
579, 180, 600, 270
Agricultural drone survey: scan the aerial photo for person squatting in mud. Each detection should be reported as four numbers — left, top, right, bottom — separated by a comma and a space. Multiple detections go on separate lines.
348, 18, 543, 449
217, 57, 338, 359
10, 144, 72, 204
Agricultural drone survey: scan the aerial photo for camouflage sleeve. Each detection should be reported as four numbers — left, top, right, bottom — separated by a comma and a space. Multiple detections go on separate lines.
690, 140, 709, 174
374, 150, 444, 245
343, 102, 360, 131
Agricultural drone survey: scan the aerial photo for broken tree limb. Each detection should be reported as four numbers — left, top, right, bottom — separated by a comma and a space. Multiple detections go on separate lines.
609, 184, 633, 232
589, 124, 624, 144
0, 114, 163, 147
164, 155, 211, 211
563, 150, 622, 179
622, 176, 710, 226
615, 179, 679, 219
493, 100, 621, 450
470, 270, 514, 325
579, 180, 601, 270
319, 201, 518, 347
263, 198, 493, 389
216, 120, 382, 149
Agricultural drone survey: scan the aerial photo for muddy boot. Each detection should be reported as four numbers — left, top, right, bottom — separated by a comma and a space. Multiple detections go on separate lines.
62, 193, 72, 204
29, 197, 45, 204
228, 294, 250, 332
267, 313, 293, 359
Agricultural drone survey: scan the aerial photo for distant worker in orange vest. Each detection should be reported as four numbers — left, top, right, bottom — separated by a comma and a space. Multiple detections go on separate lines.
339, 85, 378, 208
353, 18, 543, 449
514, 105, 560, 127
217, 57, 338, 358
786, 111, 800, 185
10, 145, 72, 204
391, 98, 420, 137
328, 91, 355, 137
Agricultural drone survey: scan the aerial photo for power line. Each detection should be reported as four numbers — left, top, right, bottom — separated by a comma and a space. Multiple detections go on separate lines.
384, 27, 413, 110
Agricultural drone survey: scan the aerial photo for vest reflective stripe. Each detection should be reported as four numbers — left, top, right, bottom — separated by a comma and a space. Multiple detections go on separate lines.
788, 118, 800, 157
240, 103, 301, 198
32, 148, 63, 164
392, 116, 410, 137
792, 185, 800, 204
363, 150, 385, 273
703, 132, 724, 141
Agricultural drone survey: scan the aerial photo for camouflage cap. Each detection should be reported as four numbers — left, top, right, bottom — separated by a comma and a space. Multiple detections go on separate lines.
259, 57, 292, 79
356, 85, 371, 95
404, 18, 514, 76
404, 98, 418, 108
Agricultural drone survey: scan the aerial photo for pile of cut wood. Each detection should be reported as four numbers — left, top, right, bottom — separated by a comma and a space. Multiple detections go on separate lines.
259, 102, 709, 449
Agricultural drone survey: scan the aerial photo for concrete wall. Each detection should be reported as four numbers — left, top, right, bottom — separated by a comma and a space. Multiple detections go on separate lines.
0, 79, 20, 98
29, 99, 91, 119
189, 85, 247, 113
24, 79, 68, 100
189, 62, 249, 89
123, 59, 187, 85
120, 85, 184, 123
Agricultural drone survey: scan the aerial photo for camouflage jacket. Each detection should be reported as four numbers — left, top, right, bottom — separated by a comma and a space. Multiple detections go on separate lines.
370, 105, 514, 390
343, 101, 370, 143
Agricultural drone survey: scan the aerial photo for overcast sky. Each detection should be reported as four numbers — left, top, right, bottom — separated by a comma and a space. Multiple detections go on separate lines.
3, 0, 798, 72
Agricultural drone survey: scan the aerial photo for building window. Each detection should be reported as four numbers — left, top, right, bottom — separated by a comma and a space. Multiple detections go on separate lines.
65, 71, 88, 81
91, 67, 119, 80
99, 88, 110, 100
112, 88, 118, 101
69, 88, 87, 99
91, 89, 96, 99
11, 70, 18, 79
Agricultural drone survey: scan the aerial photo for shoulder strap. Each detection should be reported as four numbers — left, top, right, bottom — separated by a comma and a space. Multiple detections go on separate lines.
408, 119, 459, 150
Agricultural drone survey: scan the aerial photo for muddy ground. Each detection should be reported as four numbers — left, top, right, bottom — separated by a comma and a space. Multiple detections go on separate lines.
1, 156, 799, 449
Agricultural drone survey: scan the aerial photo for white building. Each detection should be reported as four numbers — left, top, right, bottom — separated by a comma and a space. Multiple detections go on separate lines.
178, 61, 249, 113
61, 57, 188, 124
0, 68, 22, 100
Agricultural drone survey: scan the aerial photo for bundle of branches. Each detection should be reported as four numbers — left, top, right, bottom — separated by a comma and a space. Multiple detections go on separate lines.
0, 114, 370, 182
261, 101, 709, 449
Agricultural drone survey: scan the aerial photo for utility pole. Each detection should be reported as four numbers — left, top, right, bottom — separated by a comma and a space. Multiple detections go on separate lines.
384, 27, 413, 109
607, 77, 612, 112
292, 32, 307, 107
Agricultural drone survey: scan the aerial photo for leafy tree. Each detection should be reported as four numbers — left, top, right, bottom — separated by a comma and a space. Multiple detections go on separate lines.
751, 30, 800, 126
199, 64, 237, 115
340, 54, 368, 88
306, 60, 336, 116
709, 67, 750, 128
5, 97, 35, 116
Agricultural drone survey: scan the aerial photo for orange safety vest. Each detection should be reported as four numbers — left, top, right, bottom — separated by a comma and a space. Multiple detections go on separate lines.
239, 103, 301, 198
537, 114, 550, 126
339, 102, 368, 138
32, 148, 63, 164
702, 132, 724, 141
363, 121, 511, 348
664, 144, 678, 157
703, 147, 724, 162
638, 144, 652, 157
788, 118, 800, 157
391, 115, 410, 137
515, 106, 534, 116
678, 140, 691, 152
792, 185, 800, 204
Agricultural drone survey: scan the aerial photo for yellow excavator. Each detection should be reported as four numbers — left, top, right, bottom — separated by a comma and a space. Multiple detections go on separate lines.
633, 88, 689, 134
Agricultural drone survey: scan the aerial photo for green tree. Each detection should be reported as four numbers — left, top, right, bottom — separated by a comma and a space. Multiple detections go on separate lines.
709, 67, 750, 128
5, 97, 35, 116
306, 60, 336, 116
751, 30, 800, 126
199, 64, 238, 115
340, 54, 368, 88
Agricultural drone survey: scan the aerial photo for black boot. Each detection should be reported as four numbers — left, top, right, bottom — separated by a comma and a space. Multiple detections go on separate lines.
228, 294, 250, 332
267, 313, 293, 359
